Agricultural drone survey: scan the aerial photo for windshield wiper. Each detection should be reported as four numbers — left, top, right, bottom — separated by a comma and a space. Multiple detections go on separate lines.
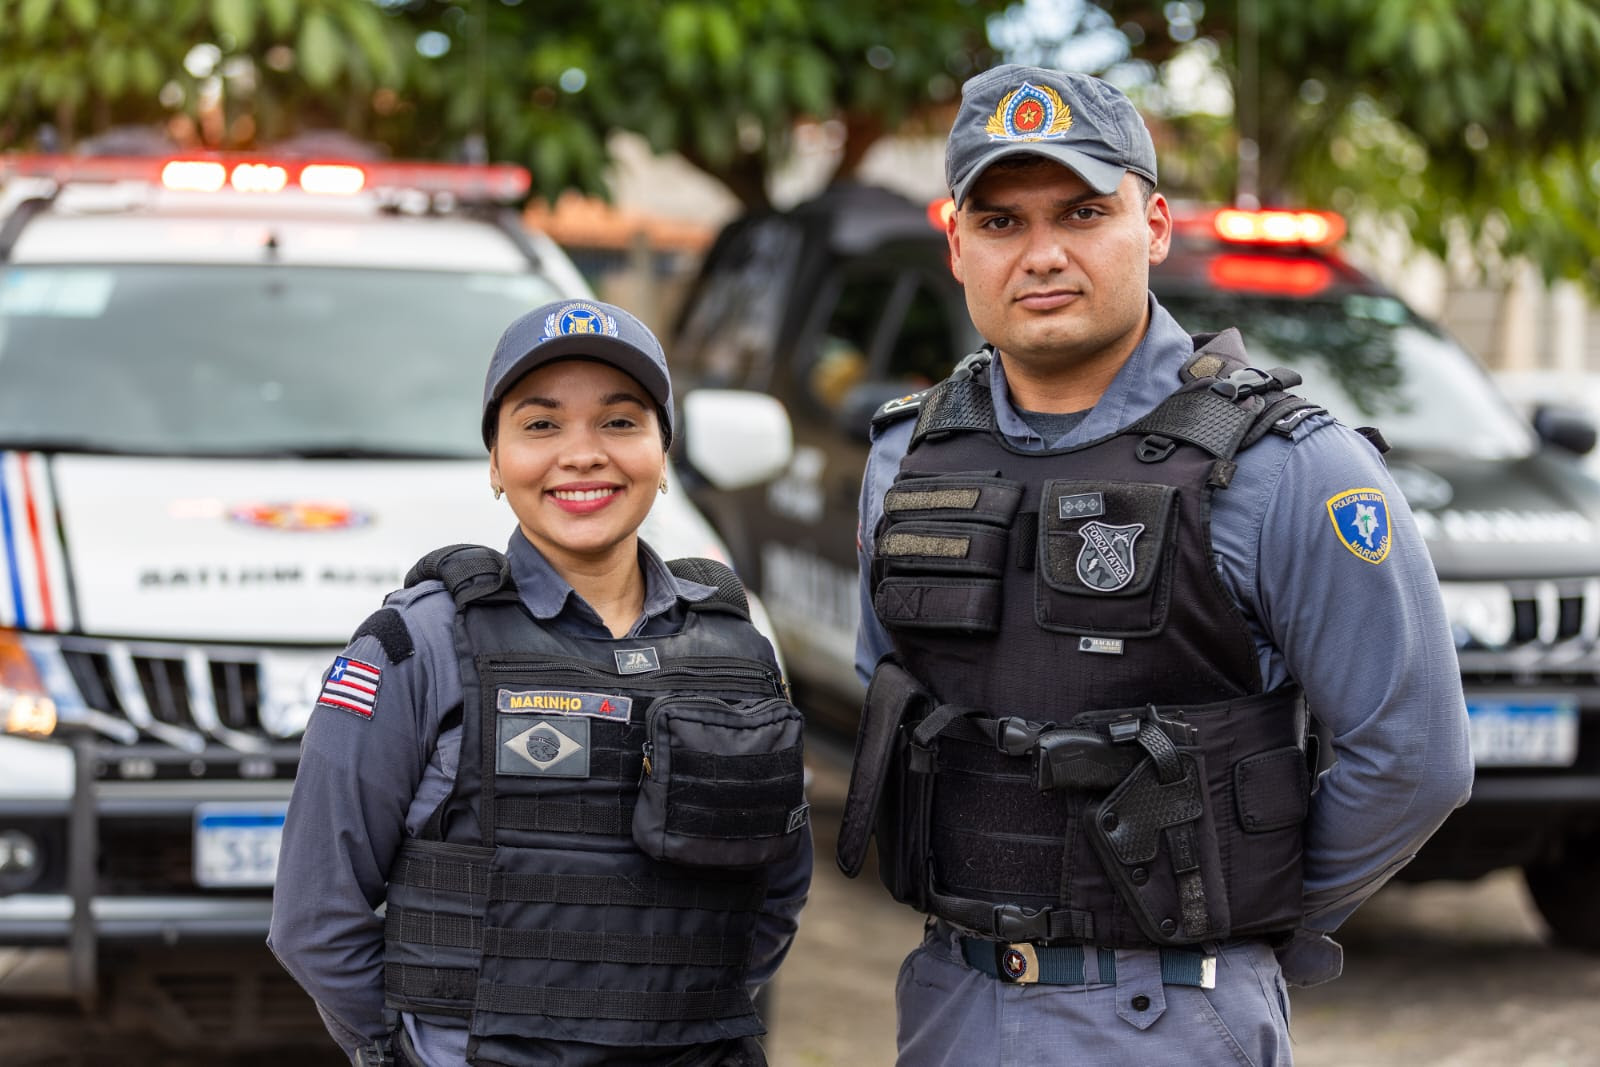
0, 436, 145, 455
243, 445, 476, 460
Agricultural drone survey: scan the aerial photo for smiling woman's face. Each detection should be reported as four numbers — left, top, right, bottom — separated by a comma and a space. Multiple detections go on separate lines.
489, 358, 666, 575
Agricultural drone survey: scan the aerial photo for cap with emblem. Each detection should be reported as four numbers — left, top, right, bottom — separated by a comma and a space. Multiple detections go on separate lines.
481, 298, 675, 448
945, 64, 1157, 208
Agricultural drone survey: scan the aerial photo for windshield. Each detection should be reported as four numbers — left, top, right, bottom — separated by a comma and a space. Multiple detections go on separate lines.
0, 264, 566, 456
1158, 290, 1536, 459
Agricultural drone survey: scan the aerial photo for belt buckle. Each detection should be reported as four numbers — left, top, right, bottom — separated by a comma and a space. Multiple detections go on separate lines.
994, 942, 1040, 984
1199, 954, 1217, 990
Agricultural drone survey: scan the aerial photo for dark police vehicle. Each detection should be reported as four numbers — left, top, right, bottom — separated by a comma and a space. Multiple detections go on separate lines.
670, 181, 1600, 951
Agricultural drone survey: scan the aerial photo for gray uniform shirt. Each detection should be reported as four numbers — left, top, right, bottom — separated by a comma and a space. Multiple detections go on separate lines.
855, 296, 1473, 953
269, 529, 812, 1064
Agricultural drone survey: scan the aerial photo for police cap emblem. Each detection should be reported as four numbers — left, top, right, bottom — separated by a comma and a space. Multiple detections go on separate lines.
541, 301, 619, 342
985, 81, 1074, 142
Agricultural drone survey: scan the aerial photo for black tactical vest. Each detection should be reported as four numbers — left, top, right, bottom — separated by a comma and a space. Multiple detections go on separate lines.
381, 547, 806, 1064
853, 335, 1322, 949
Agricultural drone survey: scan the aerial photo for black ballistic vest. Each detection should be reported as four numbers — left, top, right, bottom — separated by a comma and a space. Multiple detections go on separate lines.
867, 337, 1321, 949
381, 547, 802, 1064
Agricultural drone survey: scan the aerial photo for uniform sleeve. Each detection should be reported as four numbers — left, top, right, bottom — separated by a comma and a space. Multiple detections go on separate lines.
268, 616, 439, 1056
746, 822, 813, 991
854, 421, 913, 686
1248, 423, 1473, 934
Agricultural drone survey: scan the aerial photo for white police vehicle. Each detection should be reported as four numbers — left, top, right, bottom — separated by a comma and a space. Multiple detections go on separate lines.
0, 147, 792, 1052
672, 184, 1600, 951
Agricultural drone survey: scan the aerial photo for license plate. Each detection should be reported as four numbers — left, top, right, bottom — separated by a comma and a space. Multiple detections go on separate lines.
193, 803, 287, 888
1467, 696, 1579, 767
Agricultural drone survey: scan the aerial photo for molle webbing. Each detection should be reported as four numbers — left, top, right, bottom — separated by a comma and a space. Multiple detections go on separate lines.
665, 745, 805, 839
386, 906, 749, 966
475, 982, 753, 1022
390, 847, 767, 912
384, 969, 754, 1023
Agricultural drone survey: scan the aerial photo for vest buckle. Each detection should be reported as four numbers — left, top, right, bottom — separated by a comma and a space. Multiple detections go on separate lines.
991, 902, 1050, 942
1136, 434, 1177, 463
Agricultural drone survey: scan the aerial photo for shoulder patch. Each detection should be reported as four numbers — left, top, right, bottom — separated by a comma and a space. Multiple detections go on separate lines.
351, 607, 415, 663
1326, 488, 1391, 564
871, 389, 928, 428
316, 656, 382, 719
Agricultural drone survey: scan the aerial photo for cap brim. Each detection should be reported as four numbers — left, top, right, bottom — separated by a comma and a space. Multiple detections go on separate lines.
952, 144, 1130, 206
482, 335, 672, 444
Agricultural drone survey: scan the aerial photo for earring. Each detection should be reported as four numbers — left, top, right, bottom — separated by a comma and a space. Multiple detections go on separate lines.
492, 485, 502, 500
658, 476, 668, 495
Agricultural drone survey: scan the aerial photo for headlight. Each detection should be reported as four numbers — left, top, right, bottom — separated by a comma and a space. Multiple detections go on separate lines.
1437, 582, 1514, 650
0, 630, 57, 738
0, 829, 44, 894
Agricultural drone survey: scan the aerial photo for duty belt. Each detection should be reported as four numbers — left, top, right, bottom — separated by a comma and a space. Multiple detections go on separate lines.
959, 938, 1217, 989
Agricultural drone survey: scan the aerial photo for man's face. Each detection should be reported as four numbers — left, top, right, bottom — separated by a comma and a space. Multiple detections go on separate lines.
947, 160, 1171, 403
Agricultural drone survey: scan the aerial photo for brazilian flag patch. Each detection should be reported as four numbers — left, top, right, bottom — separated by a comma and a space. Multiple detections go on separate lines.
1326, 488, 1391, 564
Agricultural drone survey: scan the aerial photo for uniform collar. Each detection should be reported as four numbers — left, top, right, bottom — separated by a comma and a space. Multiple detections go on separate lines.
988, 294, 1194, 450
505, 528, 713, 626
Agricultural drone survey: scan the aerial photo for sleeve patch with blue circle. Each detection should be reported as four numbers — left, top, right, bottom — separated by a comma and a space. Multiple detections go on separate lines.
1326, 488, 1391, 564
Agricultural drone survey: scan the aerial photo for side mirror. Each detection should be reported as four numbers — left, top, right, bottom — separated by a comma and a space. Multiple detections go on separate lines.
1533, 405, 1598, 457
680, 389, 794, 490
836, 382, 923, 442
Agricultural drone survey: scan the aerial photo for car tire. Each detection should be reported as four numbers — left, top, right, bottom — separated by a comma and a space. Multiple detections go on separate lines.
1524, 839, 1600, 952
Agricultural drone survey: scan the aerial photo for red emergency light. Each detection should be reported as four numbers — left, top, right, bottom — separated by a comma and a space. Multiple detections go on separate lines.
1207, 254, 1335, 296
0, 154, 531, 202
1211, 208, 1345, 247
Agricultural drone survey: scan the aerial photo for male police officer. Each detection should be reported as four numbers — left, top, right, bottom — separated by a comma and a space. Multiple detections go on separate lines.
837, 65, 1473, 1064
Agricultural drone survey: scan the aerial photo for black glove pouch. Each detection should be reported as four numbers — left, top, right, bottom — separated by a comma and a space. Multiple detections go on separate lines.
633, 696, 807, 868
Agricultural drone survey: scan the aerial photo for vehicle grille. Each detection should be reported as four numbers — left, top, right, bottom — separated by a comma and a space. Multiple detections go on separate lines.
38, 634, 329, 759
1451, 577, 1600, 677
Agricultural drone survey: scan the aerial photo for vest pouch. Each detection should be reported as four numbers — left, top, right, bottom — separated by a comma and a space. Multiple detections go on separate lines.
633, 696, 808, 867
1227, 745, 1311, 937
1085, 746, 1231, 946
1037, 479, 1178, 637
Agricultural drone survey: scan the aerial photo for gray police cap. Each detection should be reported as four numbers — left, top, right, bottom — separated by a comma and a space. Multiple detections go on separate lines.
481, 299, 674, 448
946, 64, 1157, 208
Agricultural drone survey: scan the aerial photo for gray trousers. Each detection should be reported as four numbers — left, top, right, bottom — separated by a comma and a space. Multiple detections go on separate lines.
895, 922, 1293, 1067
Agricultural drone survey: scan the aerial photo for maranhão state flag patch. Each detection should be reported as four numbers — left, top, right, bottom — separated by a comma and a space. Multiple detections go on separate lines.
317, 656, 382, 719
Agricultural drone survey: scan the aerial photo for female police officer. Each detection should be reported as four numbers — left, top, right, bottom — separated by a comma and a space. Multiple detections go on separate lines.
270, 299, 812, 1067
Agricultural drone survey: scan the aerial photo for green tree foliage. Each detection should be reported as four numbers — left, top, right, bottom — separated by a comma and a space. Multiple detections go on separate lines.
394, 0, 994, 209
0, 0, 403, 150
1086, 0, 1600, 292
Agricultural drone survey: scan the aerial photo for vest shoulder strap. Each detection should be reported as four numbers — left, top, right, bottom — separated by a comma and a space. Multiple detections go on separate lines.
1130, 343, 1327, 460
666, 557, 751, 620
404, 544, 514, 606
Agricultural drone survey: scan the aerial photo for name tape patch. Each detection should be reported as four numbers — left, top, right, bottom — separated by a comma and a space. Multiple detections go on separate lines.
1078, 636, 1125, 656
497, 688, 632, 720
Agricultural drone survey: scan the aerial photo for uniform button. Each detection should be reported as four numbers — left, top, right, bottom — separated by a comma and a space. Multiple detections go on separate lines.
1101, 812, 1119, 831
1159, 918, 1177, 935
1131, 867, 1148, 885
1132, 995, 1151, 1011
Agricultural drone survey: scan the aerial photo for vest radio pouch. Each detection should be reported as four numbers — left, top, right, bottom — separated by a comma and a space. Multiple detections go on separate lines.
633, 696, 808, 867
1085, 717, 1231, 945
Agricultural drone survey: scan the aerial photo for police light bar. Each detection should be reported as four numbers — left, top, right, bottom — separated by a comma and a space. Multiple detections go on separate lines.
1207, 254, 1335, 297
0, 154, 531, 202
1212, 208, 1345, 247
